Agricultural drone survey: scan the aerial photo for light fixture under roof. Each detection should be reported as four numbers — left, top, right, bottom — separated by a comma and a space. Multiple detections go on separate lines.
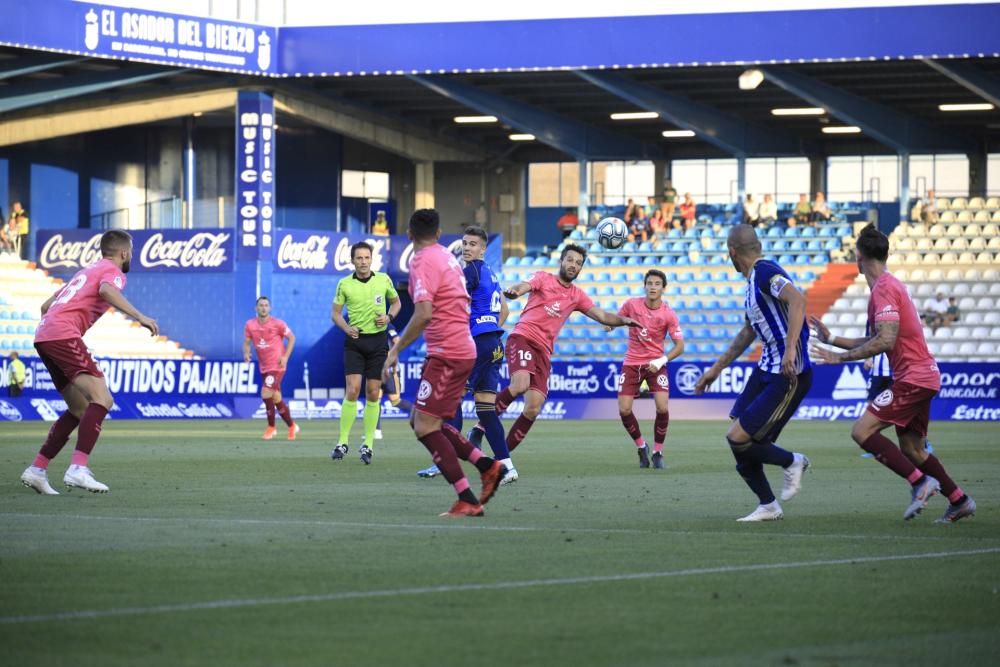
771, 107, 826, 116
454, 115, 498, 123
938, 103, 994, 112
662, 130, 695, 138
822, 126, 861, 134
739, 68, 764, 90
610, 111, 659, 120
509, 133, 535, 141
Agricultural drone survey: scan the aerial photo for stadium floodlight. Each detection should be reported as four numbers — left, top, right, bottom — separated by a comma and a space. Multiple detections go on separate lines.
661, 130, 696, 138
610, 111, 659, 120
739, 68, 764, 90
771, 107, 826, 116
938, 103, 994, 112
822, 126, 862, 134
454, 115, 498, 123
509, 133, 536, 141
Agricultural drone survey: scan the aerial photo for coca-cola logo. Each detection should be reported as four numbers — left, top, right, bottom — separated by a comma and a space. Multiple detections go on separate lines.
333, 237, 385, 272
39, 233, 103, 269
276, 234, 330, 270
139, 232, 231, 269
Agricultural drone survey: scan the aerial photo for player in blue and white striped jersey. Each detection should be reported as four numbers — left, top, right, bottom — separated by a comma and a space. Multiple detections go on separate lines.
694, 225, 811, 522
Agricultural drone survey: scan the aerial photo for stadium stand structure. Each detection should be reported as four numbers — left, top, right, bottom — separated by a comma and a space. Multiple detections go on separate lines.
0, 253, 196, 359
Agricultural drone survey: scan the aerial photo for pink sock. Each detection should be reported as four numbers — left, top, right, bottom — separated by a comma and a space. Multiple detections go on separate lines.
32, 454, 50, 470
71, 450, 89, 467
452, 478, 471, 495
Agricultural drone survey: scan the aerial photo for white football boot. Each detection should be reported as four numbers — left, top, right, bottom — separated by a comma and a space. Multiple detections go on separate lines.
736, 502, 784, 522
64, 465, 110, 493
21, 466, 59, 495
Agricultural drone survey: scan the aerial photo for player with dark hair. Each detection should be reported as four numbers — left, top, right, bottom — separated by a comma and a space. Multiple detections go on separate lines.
694, 224, 811, 521
810, 224, 974, 522
243, 296, 298, 440
496, 243, 638, 454
20, 230, 158, 495
330, 241, 400, 464
384, 209, 506, 516
419, 225, 516, 481
614, 269, 685, 469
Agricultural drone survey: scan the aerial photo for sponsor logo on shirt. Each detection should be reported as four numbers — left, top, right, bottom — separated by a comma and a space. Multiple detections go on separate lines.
769, 274, 790, 298
873, 388, 894, 407
656, 374, 669, 388
113, 276, 124, 289
544, 301, 562, 318
417, 379, 433, 401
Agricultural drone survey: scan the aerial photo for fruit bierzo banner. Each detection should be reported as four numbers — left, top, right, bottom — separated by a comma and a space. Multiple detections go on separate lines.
36, 228, 234, 276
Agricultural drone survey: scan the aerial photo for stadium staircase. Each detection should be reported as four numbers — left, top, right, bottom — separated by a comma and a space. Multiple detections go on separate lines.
804, 263, 859, 323
0, 253, 197, 359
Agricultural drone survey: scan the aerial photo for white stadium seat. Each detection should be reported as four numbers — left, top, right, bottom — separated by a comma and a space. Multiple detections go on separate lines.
907, 224, 927, 237
845, 284, 866, 296
906, 252, 924, 265
975, 252, 994, 264
937, 252, 955, 264
850, 297, 869, 310
973, 211, 991, 223
958, 251, 976, 264
985, 197, 1000, 210
959, 297, 976, 310
928, 268, 945, 281
837, 312, 855, 325
968, 197, 985, 211
969, 238, 986, 251
991, 327, 1000, 339
928, 224, 945, 238
854, 312, 869, 325
990, 283, 1000, 296
992, 211, 1000, 223
964, 223, 982, 237
895, 269, 909, 281
957, 211, 973, 223
916, 238, 933, 250
939, 211, 956, 223
982, 269, 999, 281
945, 224, 963, 237
964, 268, 982, 281
933, 237, 950, 251
971, 326, 990, 339
951, 283, 970, 296
888, 253, 904, 266
977, 342, 995, 356
934, 327, 952, 339
915, 284, 935, 297
951, 326, 971, 339
908, 268, 926, 281
959, 342, 977, 355
939, 342, 958, 355
951, 197, 968, 210
976, 296, 995, 309
989, 237, 1000, 250
936, 197, 951, 210
821, 312, 838, 326
984, 312, 1000, 325
950, 238, 968, 251
983, 223, 999, 235
970, 283, 988, 296
895, 238, 914, 251
965, 312, 984, 325
922, 253, 939, 265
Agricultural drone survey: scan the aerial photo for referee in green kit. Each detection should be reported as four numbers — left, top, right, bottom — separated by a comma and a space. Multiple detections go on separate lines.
330, 241, 401, 464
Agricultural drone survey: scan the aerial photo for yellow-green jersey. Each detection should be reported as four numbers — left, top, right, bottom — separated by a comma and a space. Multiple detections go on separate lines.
333, 271, 399, 334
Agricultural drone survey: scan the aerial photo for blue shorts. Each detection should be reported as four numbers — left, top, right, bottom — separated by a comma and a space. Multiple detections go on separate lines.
868, 375, 893, 402
466, 331, 504, 394
729, 367, 812, 444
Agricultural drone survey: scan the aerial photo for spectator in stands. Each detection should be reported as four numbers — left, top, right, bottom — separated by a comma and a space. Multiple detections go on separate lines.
920, 189, 939, 225
0, 210, 13, 253
7, 351, 26, 397
645, 196, 658, 218
788, 193, 812, 228
371, 210, 390, 236
679, 193, 696, 230
629, 206, 650, 242
556, 208, 579, 239
921, 291, 949, 331
943, 297, 961, 327
8, 201, 29, 260
742, 194, 759, 226
811, 192, 831, 222
624, 198, 639, 223
758, 194, 777, 227
648, 208, 668, 236
662, 180, 678, 223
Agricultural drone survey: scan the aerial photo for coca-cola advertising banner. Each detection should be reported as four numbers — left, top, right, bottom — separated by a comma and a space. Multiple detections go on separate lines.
36, 229, 234, 275
272, 230, 469, 281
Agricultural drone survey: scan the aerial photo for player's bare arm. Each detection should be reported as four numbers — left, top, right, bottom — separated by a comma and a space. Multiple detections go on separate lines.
498, 293, 509, 327
585, 306, 638, 328
39, 292, 56, 316
808, 314, 866, 350
331, 302, 359, 338
502, 281, 532, 300
242, 335, 253, 363
383, 301, 433, 380
648, 337, 685, 372
98, 282, 158, 336
776, 283, 807, 378
812, 320, 898, 364
695, 323, 755, 393
280, 329, 295, 368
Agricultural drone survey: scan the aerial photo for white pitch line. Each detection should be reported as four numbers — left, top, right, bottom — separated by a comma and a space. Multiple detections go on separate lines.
2, 547, 998, 626
0, 512, 992, 542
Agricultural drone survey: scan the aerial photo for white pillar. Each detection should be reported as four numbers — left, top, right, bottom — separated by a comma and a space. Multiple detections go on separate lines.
415, 161, 434, 210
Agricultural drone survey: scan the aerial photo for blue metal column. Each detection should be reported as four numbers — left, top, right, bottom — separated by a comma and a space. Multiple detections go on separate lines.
235, 91, 276, 262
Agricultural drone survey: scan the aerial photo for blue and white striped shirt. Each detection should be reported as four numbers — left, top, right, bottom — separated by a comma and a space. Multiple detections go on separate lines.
744, 259, 811, 375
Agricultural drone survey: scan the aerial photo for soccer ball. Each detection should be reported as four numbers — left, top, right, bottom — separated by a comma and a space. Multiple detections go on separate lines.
596, 217, 628, 250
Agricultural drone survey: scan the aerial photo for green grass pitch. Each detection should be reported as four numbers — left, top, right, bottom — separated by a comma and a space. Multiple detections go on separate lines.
1, 419, 998, 666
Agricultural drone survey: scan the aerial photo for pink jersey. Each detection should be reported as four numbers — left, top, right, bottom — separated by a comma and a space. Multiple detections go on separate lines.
619, 298, 683, 365
869, 272, 940, 391
409, 244, 475, 359
512, 271, 595, 356
244, 317, 291, 373
35, 259, 126, 343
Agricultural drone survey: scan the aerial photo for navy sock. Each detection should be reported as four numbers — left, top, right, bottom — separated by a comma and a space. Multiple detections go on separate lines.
729, 438, 776, 505
751, 441, 795, 468
476, 402, 509, 460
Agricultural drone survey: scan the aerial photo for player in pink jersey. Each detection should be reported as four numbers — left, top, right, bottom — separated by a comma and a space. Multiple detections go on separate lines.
243, 296, 299, 441
811, 224, 975, 522
20, 230, 158, 496
496, 243, 638, 454
383, 209, 506, 517
614, 269, 685, 469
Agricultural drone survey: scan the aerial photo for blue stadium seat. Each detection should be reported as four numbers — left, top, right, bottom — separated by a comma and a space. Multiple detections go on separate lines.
589, 242, 603, 253
767, 227, 783, 238
0, 311, 8, 320
784, 227, 800, 238
585, 229, 598, 241
778, 254, 795, 265
533, 256, 550, 266
700, 285, 716, 296
589, 328, 606, 340
683, 228, 697, 239
642, 256, 658, 265
622, 241, 638, 253
716, 285, 734, 297
824, 239, 840, 251
675, 256, 691, 266
812, 254, 828, 265
631, 271, 645, 281
557, 343, 577, 356
638, 241, 654, 252
682, 285, 698, 296
688, 299, 704, 310
685, 342, 700, 355
626, 256, 640, 265
665, 285, 681, 297
614, 286, 631, 297
707, 313, 724, 325
724, 298, 742, 309
504, 256, 520, 267
597, 285, 613, 296
789, 240, 805, 251
837, 225, 851, 236
612, 342, 628, 355
801, 270, 817, 281
506, 313, 519, 325
819, 226, 833, 237
609, 256, 624, 266
677, 313, 691, 325
667, 229, 681, 239
597, 272, 612, 282
800, 227, 817, 237
680, 271, 695, 282
657, 255, 674, 266
807, 239, 822, 251
595, 343, 612, 356
725, 313, 744, 324
577, 342, 594, 356
519, 256, 534, 266
589, 256, 607, 266
612, 271, 629, 282
689, 314, 706, 325
704, 299, 721, 309
772, 240, 788, 252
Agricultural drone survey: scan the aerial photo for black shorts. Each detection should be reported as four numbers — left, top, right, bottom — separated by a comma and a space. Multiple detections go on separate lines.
344, 331, 388, 381
868, 376, 893, 402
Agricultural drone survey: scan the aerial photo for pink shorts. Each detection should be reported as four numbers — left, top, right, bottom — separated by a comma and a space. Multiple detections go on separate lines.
34, 338, 103, 392
505, 334, 551, 398
414, 355, 475, 420
866, 381, 937, 438
261, 369, 285, 393
618, 364, 670, 397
